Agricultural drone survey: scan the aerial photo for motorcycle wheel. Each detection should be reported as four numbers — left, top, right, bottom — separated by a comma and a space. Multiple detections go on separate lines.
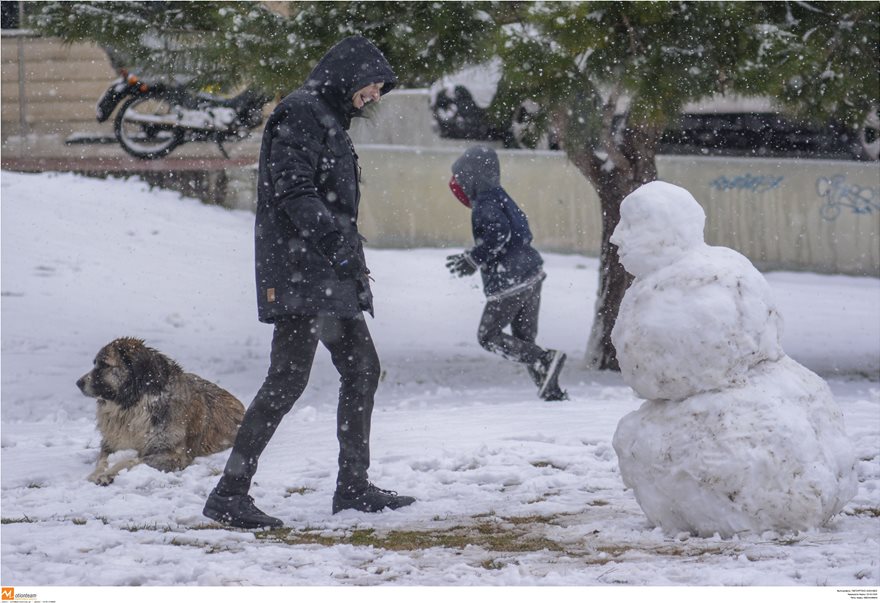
114, 93, 184, 160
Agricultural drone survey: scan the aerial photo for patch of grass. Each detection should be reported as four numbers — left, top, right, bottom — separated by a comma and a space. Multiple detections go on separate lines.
846, 507, 880, 518
257, 517, 566, 553
70, 510, 748, 568
285, 486, 316, 496
530, 460, 566, 470
506, 514, 557, 526
350, 529, 377, 546
1, 516, 35, 524
121, 522, 171, 533
480, 558, 508, 570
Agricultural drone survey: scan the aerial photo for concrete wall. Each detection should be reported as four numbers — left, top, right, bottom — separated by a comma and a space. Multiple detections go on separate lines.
349, 89, 471, 149
352, 147, 880, 277
661, 156, 880, 276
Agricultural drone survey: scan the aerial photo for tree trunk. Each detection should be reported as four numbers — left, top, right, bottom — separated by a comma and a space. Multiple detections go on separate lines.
585, 176, 635, 370
562, 121, 661, 370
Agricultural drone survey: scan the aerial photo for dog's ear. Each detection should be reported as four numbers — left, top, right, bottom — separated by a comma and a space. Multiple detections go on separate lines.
115, 339, 177, 406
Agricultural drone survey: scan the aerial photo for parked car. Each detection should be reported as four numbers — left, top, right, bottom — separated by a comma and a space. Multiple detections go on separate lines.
658, 108, 877, 161
429, 63, 879, 161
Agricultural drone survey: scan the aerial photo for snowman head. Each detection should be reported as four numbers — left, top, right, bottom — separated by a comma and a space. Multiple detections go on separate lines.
611, 181, 706, 278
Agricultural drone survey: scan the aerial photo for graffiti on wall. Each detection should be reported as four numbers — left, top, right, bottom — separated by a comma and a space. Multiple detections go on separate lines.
816, 174, 880, 221
709, 174, 784, 194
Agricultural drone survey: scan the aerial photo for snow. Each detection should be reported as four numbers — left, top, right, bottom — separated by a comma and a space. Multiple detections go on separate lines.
611, 181, 858, 538
1, 171, 879, 594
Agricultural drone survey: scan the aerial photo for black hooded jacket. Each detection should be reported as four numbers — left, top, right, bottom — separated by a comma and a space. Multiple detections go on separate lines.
254, 36, 397, 322
451, 146, 544, 299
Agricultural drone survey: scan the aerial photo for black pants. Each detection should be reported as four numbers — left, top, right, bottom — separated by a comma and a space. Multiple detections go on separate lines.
217, 314, 380, 496
477, 282, 546, 382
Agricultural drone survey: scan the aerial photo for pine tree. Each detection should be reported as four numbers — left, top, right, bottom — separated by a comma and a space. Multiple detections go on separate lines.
32, 1, 493, 93
490, 1, 877, 369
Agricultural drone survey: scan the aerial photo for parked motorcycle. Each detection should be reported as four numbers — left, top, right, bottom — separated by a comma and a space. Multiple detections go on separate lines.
96, 69, 268, 160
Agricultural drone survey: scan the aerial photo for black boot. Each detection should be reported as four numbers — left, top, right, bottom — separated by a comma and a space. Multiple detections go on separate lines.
332, 483, 415, 514
540, 381, 569, 401
533, 349, 567, 400
203, 488, 283, 529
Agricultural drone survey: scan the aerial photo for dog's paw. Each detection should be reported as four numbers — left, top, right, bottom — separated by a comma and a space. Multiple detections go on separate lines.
88, 472, 114, 486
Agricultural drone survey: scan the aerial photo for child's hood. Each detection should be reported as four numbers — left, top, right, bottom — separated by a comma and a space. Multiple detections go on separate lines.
451, 145, 501, 203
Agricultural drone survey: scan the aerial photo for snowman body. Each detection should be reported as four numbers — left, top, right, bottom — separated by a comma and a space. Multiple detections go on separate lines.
610, 181, 857, 537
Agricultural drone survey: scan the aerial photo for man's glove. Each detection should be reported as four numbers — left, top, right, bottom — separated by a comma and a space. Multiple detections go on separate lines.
318, 232, 363, 281
356, 275, 374, 317
445, 251, 478, 277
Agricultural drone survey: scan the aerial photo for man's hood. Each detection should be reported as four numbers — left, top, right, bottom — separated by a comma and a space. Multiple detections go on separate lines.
305, 35, 397, 128
451, 145, 501, 204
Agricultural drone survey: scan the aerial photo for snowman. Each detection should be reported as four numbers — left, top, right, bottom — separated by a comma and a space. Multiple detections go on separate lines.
610, 181, 857, 537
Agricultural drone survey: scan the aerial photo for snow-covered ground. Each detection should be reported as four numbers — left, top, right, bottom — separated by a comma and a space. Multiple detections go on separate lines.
1, 171, 878, 593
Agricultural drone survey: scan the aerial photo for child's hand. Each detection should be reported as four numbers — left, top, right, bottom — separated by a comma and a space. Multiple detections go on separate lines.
445, 252, 478, 277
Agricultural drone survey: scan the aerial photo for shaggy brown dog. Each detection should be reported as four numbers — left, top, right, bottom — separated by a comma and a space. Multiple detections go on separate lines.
76, 337, 245, 485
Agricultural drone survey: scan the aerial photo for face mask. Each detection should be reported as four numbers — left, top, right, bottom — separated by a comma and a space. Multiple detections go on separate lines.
449, 175, 471, 208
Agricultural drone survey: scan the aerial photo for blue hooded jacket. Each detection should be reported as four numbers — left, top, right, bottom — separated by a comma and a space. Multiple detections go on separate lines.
451, 146, 545, 299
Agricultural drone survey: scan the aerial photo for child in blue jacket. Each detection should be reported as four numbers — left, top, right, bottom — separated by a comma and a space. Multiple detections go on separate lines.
446, 145, 567, 401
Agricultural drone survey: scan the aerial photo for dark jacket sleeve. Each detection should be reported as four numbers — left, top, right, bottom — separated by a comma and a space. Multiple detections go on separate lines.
469, 200, 512, 266
267, 106, 340, 244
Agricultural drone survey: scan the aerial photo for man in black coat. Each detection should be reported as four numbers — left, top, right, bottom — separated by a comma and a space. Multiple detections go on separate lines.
204, 36, 414, 529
